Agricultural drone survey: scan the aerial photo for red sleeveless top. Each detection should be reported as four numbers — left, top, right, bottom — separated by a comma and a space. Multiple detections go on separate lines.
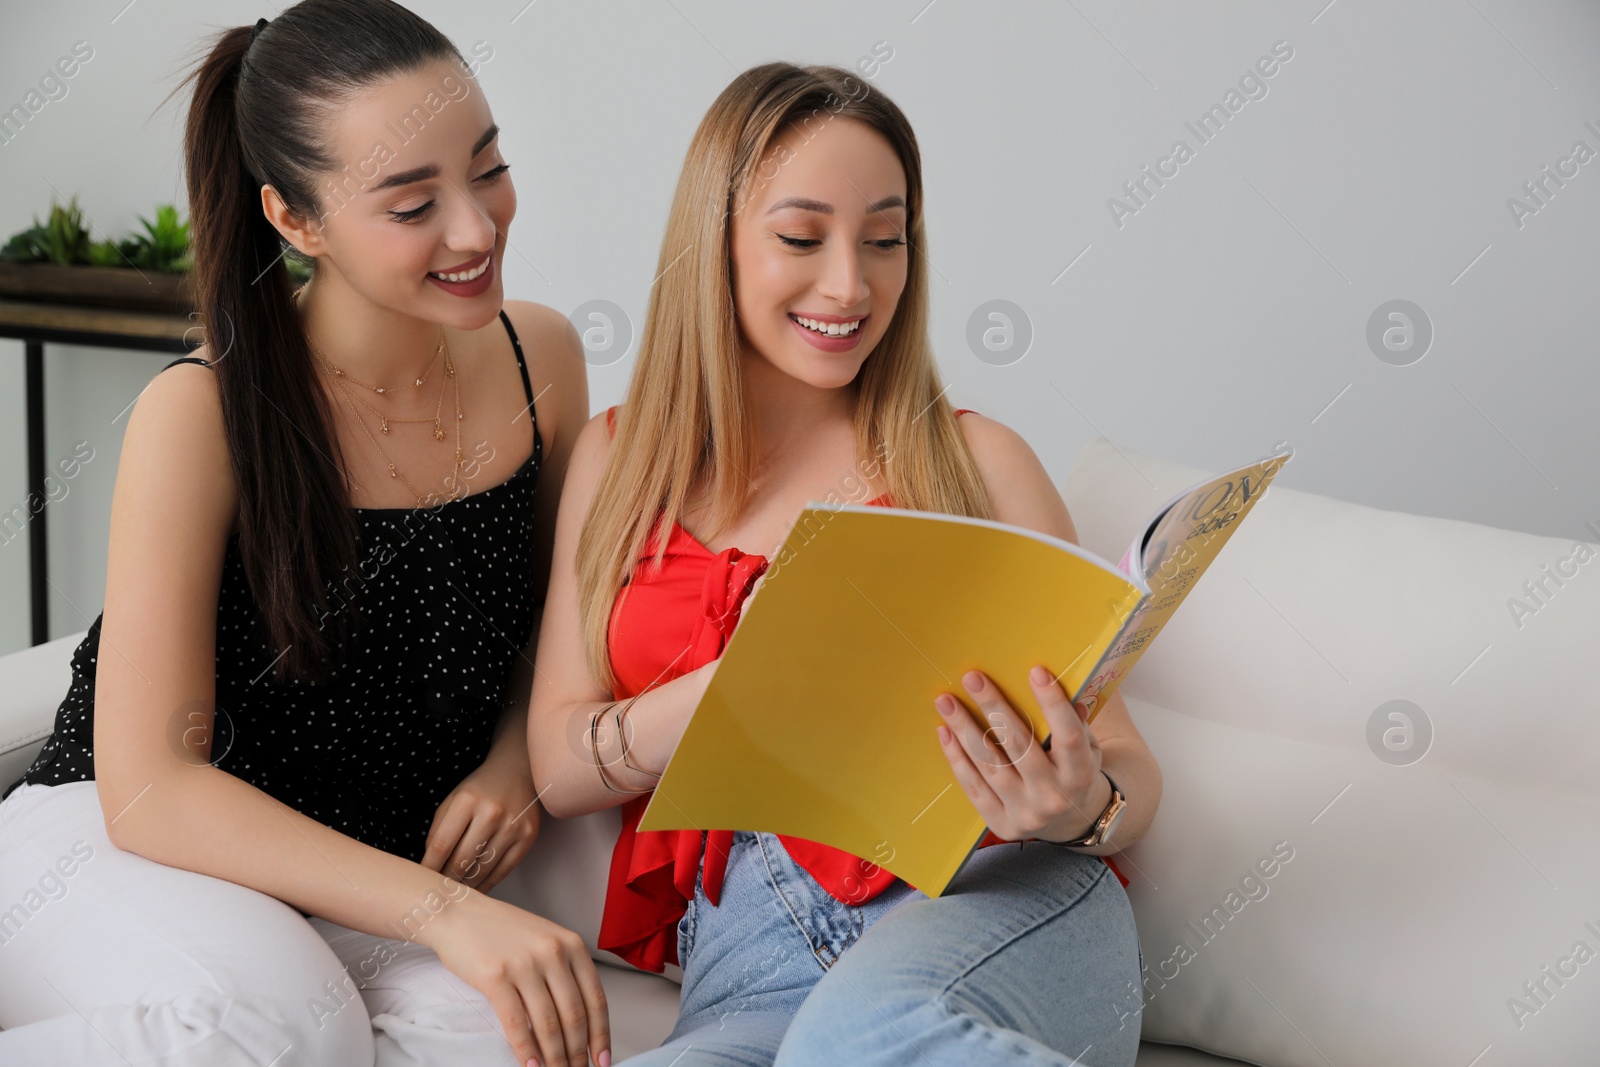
594, 405, 1128, 974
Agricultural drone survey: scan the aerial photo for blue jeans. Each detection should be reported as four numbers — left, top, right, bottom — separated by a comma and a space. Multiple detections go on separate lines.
617, 830, 1144, 1066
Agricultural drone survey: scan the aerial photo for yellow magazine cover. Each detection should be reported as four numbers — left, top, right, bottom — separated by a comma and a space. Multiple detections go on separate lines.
638, 449, 1291, 896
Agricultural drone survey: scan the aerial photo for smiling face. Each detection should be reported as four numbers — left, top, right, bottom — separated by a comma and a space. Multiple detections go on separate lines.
728, 115, 910, 391
294, 59, 515, 328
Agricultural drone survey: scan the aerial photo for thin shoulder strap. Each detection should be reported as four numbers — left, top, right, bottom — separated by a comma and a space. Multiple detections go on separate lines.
498, 309, 536, 408
605, 404, 617, 438
162, 355, 211, 372
954, 407, 975, 418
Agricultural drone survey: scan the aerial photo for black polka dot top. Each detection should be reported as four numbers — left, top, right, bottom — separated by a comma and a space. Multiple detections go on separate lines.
3, 310, 545, 864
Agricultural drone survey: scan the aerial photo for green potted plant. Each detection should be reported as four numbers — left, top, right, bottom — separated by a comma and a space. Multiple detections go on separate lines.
0, 194, 197, 313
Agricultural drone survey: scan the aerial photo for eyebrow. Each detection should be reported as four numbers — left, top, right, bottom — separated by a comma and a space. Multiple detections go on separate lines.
766, 194, 906, 216
368, 125, 500, 193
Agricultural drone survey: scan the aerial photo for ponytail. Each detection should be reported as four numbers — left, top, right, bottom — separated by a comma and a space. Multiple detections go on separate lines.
168, 1, 467, 682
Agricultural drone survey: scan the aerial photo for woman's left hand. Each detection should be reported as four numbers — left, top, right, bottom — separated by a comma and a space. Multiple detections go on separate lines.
420, 748, 541, 892
934, 665, 1109, 843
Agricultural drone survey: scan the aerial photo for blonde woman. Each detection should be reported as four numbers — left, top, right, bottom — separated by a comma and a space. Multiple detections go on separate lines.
529, 63, 1160, 1066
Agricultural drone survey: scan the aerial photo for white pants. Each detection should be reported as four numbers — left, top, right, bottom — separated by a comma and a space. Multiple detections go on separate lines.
0, 779, 523, 1066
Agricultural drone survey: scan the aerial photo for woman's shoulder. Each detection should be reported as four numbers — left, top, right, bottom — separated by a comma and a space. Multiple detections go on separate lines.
500, 299, 590, 448
133, 348, 226, 442
558, 406, 621, 501
500, 299, 585, 377
948, 407, 1030, 468
123, 348, 238, 529
948, 408, 1078, 543
499, 297, 565, 330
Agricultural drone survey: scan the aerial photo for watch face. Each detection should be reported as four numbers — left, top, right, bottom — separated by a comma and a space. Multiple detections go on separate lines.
1099, 805, 1126, 845
1094, 779, 1127, 846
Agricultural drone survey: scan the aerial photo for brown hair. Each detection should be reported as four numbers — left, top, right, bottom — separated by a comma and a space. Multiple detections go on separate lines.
575, 62, 991, 693
170, 0, 468, 681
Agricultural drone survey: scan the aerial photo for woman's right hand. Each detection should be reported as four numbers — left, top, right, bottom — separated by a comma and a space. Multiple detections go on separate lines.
420, 885, 610, 1067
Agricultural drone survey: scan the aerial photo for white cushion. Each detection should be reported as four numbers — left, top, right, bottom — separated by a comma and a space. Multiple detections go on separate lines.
1062, 438, 1600, 1065
590, 963, 681, 1060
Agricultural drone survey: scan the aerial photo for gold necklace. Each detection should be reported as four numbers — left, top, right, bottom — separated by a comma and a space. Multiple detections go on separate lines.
322, 339, 442, 394
327, 347, 464, 506
294, 285, 467, 506
330, 337, 453, 439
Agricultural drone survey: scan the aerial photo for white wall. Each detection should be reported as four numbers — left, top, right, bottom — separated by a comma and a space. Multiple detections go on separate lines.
2, 0, 1597, 656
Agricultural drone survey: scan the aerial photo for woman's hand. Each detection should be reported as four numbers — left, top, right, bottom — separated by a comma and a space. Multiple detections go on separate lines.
421, 747, 541, 893
420, 886, 611, 1067
934, 665, 1110, 844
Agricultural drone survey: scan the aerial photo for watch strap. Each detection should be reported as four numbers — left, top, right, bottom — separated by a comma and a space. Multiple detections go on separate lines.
1057, 770, 1124, 848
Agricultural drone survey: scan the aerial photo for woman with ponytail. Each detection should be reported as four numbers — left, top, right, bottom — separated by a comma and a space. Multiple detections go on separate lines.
0, 3, 608, 1066
527, 63, 1159, 1065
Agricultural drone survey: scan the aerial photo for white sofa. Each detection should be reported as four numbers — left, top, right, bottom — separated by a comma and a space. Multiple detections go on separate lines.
3, 437, 1596, 1065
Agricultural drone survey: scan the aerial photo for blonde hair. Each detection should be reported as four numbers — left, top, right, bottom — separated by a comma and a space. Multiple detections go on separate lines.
576, 62, 991, 693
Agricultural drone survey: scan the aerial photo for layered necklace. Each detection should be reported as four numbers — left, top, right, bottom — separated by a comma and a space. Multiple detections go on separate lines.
294, 283, 465, 507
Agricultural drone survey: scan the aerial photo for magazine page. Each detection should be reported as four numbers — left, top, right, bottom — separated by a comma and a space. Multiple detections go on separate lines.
1070, 449, 1292, 719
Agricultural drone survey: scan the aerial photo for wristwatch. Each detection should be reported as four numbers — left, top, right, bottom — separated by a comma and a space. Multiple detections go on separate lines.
1056, 770, 1127, 848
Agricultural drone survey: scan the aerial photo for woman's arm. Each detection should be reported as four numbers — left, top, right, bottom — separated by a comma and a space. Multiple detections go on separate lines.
525, 411, 715, 820
942, 412, 1163, 854
95, 345, 609, 1067
94, 360, 476, 939
419, 301, 590, 889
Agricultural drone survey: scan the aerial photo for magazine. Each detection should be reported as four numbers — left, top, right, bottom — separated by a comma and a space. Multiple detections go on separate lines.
637, 448, 1291, 895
